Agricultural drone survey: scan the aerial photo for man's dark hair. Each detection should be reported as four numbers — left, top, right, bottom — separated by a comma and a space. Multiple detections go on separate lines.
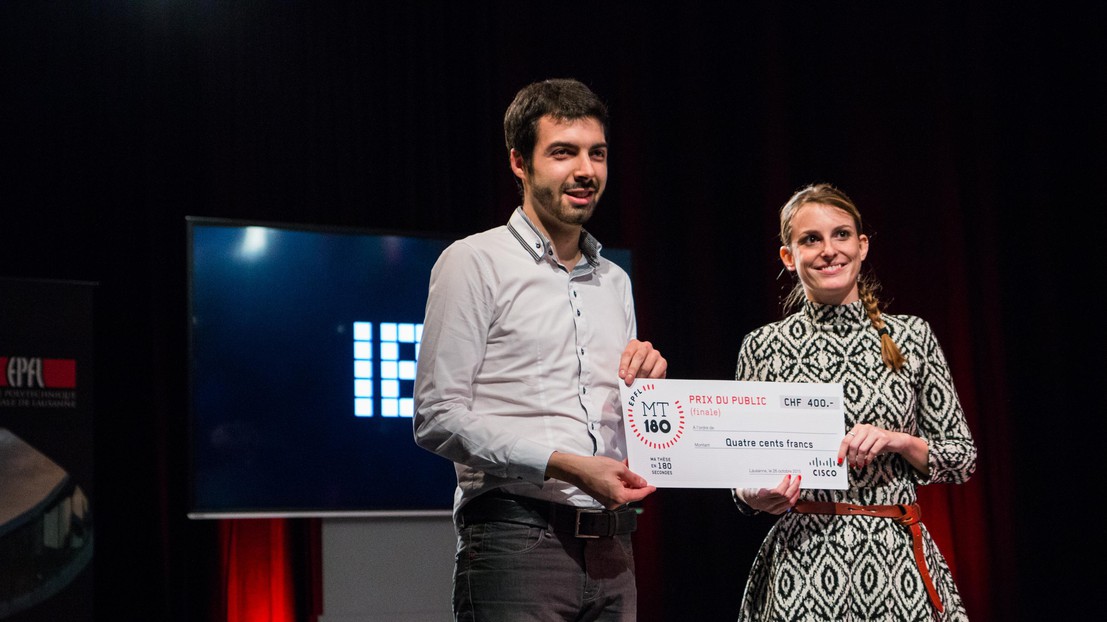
503, 78, 609, 172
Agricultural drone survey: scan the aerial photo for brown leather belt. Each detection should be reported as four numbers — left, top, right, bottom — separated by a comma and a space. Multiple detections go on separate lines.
791, 502, 943, 613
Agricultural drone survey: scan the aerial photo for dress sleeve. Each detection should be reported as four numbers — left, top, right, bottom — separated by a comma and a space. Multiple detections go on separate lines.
911, 320, 978, 485
732, 332, 762, 515
412, 241, 551, 485
734, 332, 763, 382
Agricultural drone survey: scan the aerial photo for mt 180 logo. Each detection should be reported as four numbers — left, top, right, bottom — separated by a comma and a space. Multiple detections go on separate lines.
625, 383, 686, 450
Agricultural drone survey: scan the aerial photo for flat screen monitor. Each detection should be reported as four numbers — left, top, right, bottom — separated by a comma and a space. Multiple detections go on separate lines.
185, 217, 632, 517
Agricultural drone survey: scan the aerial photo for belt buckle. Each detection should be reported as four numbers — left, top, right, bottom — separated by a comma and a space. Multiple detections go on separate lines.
574, 508, 604, 538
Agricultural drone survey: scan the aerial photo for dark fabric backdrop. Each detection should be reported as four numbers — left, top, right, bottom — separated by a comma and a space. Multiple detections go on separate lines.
2, 2, 1103, 620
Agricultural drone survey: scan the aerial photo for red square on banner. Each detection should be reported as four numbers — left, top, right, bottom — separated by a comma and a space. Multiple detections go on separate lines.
0, 357, 6, 387
43, 358, 77, 388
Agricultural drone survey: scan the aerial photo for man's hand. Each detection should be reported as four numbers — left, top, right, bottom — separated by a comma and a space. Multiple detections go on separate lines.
619, 339, 667, 386
546, 452, 656, 509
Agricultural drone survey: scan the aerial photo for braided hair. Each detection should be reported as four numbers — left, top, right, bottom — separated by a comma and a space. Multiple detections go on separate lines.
779, 183, 905, 372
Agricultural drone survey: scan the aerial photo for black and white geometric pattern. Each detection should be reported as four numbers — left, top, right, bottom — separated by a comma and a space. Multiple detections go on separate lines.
735, 301, 976, 621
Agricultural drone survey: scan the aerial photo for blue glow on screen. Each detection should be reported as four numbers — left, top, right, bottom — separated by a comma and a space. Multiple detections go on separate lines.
187, 219, 632, 516
188, 222, 458, 515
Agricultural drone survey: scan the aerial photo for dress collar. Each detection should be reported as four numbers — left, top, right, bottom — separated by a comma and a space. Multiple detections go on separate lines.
802, 299, 868, 326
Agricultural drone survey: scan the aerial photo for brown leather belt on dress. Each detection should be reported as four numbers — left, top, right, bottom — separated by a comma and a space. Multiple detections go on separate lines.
791, 501, 943, 613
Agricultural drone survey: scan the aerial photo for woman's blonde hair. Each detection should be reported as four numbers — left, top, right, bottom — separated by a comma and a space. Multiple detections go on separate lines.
779, 183, 905, 372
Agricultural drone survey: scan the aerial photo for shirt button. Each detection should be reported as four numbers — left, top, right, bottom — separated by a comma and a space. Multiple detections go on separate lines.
576, 309, 581, 316
582, 387, 587, 394
548, 249, 553, 256
580, 347, 585, 355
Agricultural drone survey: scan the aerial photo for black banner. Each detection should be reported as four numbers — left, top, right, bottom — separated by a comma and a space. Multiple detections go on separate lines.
0, 277, 96, 621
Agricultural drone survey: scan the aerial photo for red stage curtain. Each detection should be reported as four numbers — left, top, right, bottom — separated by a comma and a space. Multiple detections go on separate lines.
219, 518, 322, 622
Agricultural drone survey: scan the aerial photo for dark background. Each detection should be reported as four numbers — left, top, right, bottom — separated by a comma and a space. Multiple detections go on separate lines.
2, 2, 1103, 620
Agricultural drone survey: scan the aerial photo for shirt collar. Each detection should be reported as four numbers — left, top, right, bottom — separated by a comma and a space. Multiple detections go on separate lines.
507, 207, 602, 268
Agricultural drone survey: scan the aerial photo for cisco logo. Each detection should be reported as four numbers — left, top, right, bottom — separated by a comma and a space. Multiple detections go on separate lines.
808, 455, 839, 478
352, 322, 421, 418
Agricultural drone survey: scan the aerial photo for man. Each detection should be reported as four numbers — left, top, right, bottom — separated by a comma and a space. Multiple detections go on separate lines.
413, 78, 667, 621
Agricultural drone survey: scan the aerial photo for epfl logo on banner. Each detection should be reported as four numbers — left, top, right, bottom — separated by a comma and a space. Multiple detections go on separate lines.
0, 356, 77, 389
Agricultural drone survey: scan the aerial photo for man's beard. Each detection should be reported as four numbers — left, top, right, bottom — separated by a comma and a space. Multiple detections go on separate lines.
530, 182, 598, 226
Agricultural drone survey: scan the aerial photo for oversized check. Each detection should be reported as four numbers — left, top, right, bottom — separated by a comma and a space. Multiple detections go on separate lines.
620, 378, 848, 490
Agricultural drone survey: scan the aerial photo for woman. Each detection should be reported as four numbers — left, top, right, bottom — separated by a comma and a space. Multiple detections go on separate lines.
733, 183, 976, 621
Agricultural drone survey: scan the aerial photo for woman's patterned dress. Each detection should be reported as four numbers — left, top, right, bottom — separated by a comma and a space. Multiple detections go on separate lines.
735, 301, 976, 621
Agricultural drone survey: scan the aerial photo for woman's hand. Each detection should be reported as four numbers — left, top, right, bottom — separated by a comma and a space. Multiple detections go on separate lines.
736, 474, 801, 515
839, 424, 930, 474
